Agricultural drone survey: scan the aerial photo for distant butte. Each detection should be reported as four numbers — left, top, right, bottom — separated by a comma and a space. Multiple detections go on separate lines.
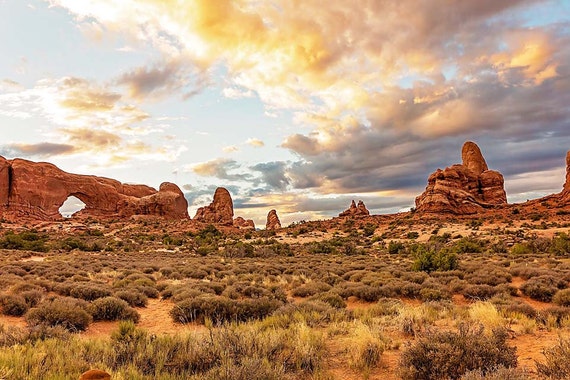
415, 141, 507, 214
0, 155, 188, 221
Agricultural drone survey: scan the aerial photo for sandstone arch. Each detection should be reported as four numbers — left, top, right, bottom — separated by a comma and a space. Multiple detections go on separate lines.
0, 156, 188, 221
59, 195, 87, 218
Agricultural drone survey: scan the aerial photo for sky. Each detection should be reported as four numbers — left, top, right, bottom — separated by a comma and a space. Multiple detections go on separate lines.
0, 0, 569, 226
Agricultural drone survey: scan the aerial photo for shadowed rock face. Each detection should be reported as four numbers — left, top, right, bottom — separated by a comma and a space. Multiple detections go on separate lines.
193, 187, 234, 225
339, 200, 370, 217
266, 209, 282, 230
560, 150, 570, 201
0, 156, 188, 221
415, 142, 507, 214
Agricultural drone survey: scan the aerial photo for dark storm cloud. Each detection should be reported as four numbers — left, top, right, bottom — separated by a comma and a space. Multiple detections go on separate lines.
250, 161, 290, 191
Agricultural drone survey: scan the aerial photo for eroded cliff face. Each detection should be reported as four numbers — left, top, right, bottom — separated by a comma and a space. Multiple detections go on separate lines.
415, 142, 507, 214
0, 156, 188, 221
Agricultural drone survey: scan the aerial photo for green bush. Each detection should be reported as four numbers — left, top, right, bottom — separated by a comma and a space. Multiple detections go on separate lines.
399, 323, 517, 380
0, 231, 49, 252
550, 233, 570, 256
25, 297, 92, 332
89, 296, 140, 322
412, 245, 458, 273
388, 241, 405, 254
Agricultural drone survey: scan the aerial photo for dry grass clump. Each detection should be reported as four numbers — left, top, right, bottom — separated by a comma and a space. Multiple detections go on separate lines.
347, 322, 386, 374
468, 301, 505, 330
536, 337, 570, 379
399, 323, 517, 380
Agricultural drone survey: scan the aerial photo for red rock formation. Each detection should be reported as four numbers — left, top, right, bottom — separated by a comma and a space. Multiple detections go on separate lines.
0, 155, 188, 221
193, 187, 234, 225
560, 150, 570, 202
266, 209, 282, 230
339, 200, 370, 217
415, 142, 507, 214
233, 216, 255, 230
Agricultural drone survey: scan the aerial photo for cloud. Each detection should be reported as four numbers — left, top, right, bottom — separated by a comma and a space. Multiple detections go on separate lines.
116, 60, 209, 100
222, 145, 239, 153
222, 87, 254, 99
189, 158, 252, 181
2, 142, 76, 157
245, 138, 264, 148
0, 76, 185, 164
250, 161, 290, 191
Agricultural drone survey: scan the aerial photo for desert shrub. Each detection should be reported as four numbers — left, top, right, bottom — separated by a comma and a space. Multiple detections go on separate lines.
68, 283, 112, 301
399, 323, 517, 380
268, 300, 349, 328
451, 237, 483, 254
538, 306, 570, 327
501, 301, 538, 319
134, 285, 159, 299
553, 288, 570, 307
419, 287, 451, 302
388, 241, 405, 254
114, 289, 148, 307
520, 275, 566, 302
291, 281, 332, 297
550, 233, 570, 256
89, 297, 140, 322
309, 291, 346, 309
170, 295, 282, 324
536, 337, 570, 379
20, 289, 44, 307
460, 366, 530, 380
0, 294, 28, 316
412, 246, 458, 273
25, 297, 92, 332
462, 285, 498, 301
406, 231, 420, 240
0, 231, 48, 252
510, 243, 533, 255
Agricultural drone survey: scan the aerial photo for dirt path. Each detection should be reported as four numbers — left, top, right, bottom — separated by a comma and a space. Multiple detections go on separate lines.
82, 298, 205, 338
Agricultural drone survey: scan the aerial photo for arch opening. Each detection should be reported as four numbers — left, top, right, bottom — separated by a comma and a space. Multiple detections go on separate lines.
59, 195, 86, 218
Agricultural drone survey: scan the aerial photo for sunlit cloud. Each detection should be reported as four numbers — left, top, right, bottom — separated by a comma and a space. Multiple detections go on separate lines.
245, 138, 264, 148
0, 75, 185, 164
